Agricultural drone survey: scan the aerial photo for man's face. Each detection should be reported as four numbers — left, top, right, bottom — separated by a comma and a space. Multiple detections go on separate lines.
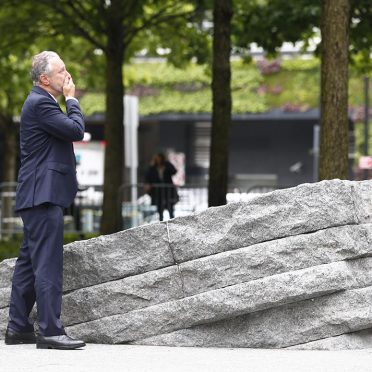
41, 58, 70, 96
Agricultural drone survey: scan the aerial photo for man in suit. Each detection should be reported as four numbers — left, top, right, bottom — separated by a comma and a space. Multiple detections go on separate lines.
4, 51, 86, 349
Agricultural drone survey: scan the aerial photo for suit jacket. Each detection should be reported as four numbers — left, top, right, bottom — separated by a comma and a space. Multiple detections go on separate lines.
15, 86, 85, 211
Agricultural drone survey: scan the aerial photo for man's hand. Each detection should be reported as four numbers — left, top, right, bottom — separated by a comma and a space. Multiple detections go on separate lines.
63, 75, 75, 98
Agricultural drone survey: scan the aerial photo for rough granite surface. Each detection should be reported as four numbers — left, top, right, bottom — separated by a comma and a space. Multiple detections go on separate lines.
1, 179, 372, 350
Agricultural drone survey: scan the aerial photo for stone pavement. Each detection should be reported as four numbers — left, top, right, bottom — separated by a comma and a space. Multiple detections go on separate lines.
0, 344, 372, 372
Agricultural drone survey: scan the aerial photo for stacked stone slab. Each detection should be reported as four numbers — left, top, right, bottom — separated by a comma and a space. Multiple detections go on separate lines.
1, 179, 372, 349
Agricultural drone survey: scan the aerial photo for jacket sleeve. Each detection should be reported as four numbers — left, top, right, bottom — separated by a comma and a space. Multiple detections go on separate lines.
166, 161, 177, 176
35, 97, 85, 142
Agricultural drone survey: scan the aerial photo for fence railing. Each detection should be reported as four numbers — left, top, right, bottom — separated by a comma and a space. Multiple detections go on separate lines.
118, 183, 209, 229
0, 182, 286, 237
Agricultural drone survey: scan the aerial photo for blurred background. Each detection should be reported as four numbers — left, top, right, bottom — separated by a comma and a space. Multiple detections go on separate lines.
0, 0, 371, 259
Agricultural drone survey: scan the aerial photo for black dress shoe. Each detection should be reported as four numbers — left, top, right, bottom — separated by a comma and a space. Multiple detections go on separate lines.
36, 334, 86, 350
5, 327, 36, 345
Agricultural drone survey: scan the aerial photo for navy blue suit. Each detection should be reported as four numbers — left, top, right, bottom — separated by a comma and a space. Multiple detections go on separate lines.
8, 86, 84, 336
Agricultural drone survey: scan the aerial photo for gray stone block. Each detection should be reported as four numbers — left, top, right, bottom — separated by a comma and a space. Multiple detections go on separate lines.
0, 308, 8, 336
168, 180, 359, 262
62, 265, 184, 326
180, 223, 372, 296
0, 223, 172, 294
56, 224, 372, 326
0, 288, 10, 309
63, 223, 172, 292
353, 180, 372, 223
66, 260, 356, 343
287, 329, 372, 350
133, 285, 372, 348
1, 180, 372, 348
0, 258, 15, 289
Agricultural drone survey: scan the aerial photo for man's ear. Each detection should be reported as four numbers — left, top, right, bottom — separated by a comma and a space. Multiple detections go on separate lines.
39, 74, 50, 86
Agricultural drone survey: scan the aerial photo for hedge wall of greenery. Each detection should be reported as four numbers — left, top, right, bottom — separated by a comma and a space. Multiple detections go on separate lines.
80, 57, 371, 162
80, 58, 369, 116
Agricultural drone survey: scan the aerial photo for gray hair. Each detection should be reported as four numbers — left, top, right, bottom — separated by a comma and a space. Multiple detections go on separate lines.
31, 51, 60, 85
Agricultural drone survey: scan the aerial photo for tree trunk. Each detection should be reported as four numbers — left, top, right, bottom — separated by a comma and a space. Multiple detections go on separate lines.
100, 5, 125, 235
208, 0, 233, 207
319, 0, 350, 180
0, 116, 18, 235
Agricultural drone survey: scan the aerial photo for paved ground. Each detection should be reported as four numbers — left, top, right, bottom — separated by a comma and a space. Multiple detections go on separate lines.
1, 344, 372, 372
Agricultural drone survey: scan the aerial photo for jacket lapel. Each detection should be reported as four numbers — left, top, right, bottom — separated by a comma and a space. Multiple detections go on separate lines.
31, 86, 63, 112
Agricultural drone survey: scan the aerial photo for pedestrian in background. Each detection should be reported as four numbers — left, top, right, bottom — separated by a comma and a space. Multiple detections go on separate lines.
145, 153, 179, 221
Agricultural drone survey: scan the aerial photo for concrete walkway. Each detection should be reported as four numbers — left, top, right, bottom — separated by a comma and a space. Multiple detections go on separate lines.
1, 344, 372, 372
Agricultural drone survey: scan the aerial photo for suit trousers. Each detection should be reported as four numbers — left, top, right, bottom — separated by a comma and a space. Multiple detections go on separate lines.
8, 203, 65, 336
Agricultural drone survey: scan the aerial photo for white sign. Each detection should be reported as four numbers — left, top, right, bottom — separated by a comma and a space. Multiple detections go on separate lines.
168, 151, 186, 186
73, 141, 105, 185
359, 156, 372, 170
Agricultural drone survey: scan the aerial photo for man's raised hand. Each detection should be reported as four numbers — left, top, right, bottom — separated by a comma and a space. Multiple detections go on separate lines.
63, 75, 75, 98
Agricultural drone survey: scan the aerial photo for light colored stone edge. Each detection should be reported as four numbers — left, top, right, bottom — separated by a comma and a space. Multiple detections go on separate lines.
1, 222, 371, 311
55, 223, 372, 326
65, 260, 356, 343
286, 329, 372, 350
131, 286, 372, 348
2, 180, 370, 292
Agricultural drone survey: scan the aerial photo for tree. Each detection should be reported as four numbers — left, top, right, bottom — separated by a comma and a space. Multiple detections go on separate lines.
208, 0, 233, 206
44, 1, 200, 234
233, 0, 371, 180
2, 0, 198, 234
319, 0, 350, 179
0, 53, 32, 235
0, 0, 41, 234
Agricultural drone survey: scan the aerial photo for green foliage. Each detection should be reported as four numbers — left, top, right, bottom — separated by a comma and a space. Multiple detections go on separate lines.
80, 57, 369, 116
349, 0, 372, 73
0, 233, 99, 262
0, 52, 34, 117
281, 58, 320, 71
125, 62, 211, 87
262, 59, 320, 110
232, 0, 371, 73
0, 235, 21, 262
233, 0, 319, 55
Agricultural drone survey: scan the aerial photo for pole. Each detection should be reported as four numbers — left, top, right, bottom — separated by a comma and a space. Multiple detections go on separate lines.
123, 95, 139, 228
313, 125, 320, 182
124, 95, 139, 202
364, 76, 369, 180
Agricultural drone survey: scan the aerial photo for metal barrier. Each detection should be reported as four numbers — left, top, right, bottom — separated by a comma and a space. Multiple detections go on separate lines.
118, 183, 289, 229
0, 182, 20, 237
0, 182, 287, 236
118, 183, 209, 229
0, 183, 104, 238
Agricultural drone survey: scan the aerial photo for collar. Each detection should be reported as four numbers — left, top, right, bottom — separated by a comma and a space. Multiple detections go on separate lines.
31, 86, 58, 103
47, 92, 58, 103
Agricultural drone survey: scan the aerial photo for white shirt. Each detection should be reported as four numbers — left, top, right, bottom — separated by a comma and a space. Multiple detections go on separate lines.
47, 91, 78, 103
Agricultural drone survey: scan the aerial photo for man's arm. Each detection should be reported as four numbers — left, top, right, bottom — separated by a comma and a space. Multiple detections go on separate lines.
36, 75, 84, 142
35, 97, 85, 142
166, 161, 177, 176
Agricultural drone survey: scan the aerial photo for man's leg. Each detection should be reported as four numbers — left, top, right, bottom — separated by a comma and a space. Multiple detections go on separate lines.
8, 229, 36, 333
20, 203, 65, 336
167, 203, 175, 219
157, 204, 164, 221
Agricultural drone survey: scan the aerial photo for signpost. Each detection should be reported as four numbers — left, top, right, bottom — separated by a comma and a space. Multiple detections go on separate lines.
124, 95, 139, 203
